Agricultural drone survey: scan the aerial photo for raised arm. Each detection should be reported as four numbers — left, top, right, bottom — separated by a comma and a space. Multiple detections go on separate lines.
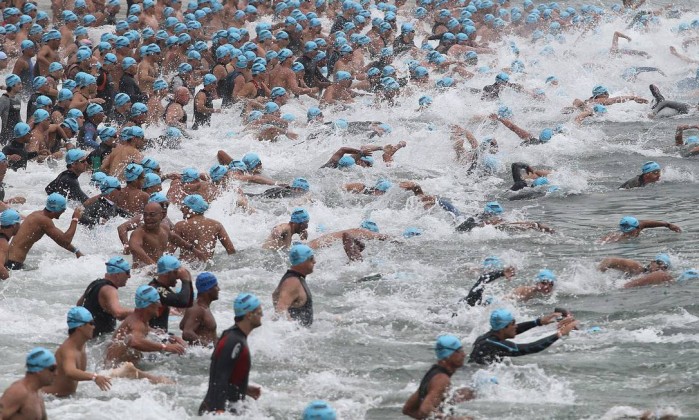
217, 223, 236, 254
638, 220, 681, 233
43, 210, 82, 255
491, 114, 532, 140
598, 257, 644, 274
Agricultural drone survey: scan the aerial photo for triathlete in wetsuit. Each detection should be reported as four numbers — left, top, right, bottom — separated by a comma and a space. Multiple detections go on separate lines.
460, 268, 511, 307
192, 85, 215, 130
199, 292, 262, 415
81, 279, 119, 336
148, 256, 194, 331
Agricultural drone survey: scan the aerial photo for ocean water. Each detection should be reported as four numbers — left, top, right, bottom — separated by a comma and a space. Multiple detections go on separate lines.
1, 2, 699, 419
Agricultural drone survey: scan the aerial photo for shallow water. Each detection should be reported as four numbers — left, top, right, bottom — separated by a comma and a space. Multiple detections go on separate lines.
2, 2, 699, 419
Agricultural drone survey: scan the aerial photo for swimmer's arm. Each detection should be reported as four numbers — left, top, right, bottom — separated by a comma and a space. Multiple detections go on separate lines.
128, 230, 156, 266
42, 213, 81, 253
399, 181, 425, 196
274, 277, 301, 316
342, 183, 367, 193
605, 96, 648, 104
598, 257, 644, 274
674, 125, 699, 145
216, 150, 234, 166
623, 271, 673, 288
236, 174, 279, 186
575, 109, 593, 125
0, 241, 8, 280
59, 348, 111, 387
217, 223, 236, 254
99, 285, 133, 320
382, 141, 406, 163
0, 385, 27, 419
180, 308, 203, 344
638, 220, 681, 233
669, 46, 699, 64
322, 147, 362, 167
492, 115, 532, 140
413, 374, 450, 419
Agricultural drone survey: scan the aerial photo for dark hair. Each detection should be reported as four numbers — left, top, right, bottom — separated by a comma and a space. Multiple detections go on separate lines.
234, 315, 244, 322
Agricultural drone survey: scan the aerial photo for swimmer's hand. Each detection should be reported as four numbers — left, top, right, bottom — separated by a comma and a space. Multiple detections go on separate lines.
94, 374, 112, 391
634, 97, 649, 104
72, 207, 83, 220
164, 343, 186, 355
123, 244, 131, 255
90, 98, 106, 104
168, 335, 187, 346
556, 317, 579, 337
76, 251, 84, 258
667, 223, 682, 233
503, 266, 516, 280
539, 312, 562, 326
246, 385, 261, 400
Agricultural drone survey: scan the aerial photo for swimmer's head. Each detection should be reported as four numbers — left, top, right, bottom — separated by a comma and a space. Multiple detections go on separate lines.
25, 347, 56, 373
484, 201, 504, 215
591, 85, 608, 98
435, 334, 463, 360
196, 272, 219, 294
45, 193, 67, 213
374, 179, 392, 193
495, 72, 509, 83
677, 269, 699, 284
361, 219, 379, 232
135, 285, 160, 309
490, 309, 514, 331
483, 256, 504, 271
303, 400, 337, 420
156, 254, 181, 275
208, 164, 228, 182
532, 177, 549, 187
291, 177, 310, 191
338, 155, 356, 168
539, 128, 553, 142
183, 194, 209, 214
66, 306, 93, 330
536, 269, 556, 291
685, 136, 699, 145
289, 243, 315, 266
0, 209, 20, 228
651, 253, 671, 271
402, 227, 422, 238
497, 105, 513, 119
148, 192, 168, 204
593, 104, 607, 114
641, 161, 660, 175
619, 216, 640, 233
419, 95, 433, 108
290, 207, 310, 224
105, 256, 131, 275
243, 152, 262, 172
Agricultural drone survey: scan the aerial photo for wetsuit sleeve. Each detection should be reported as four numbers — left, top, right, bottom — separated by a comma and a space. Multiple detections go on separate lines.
207, 332, 245, 411
460, 271, 505, 306
158, 280, 193, 308
0, 97, 9, 128
503, 334, 559, 357
510, 162, 530, 191
115, 206, 133, 218
82, 124, 99, 148
515, 320, 539, 335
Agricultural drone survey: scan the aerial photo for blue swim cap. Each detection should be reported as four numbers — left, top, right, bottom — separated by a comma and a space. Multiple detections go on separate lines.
593, 104, 607, 114
532, 177, 549, 187
67, 306, 93, 329
290, 207, 310, 224
307, 107, 322, 121
291, 178, 310, 191
65, 149, 87, 165
685, 136, 699, 145
142, 173, 162, 189
234, 292, 261, 317
490, 308, 514, 331
654, 253, 671, 269
183, 194, 209, 214
46, 193, 67, 213
402, 227, 422, 238
619, 216, 640, 233
106, 256, 131, 274
592, 85, 608, 97
536, 269, 556, 283
496, 72, 509, 82
435, 334, 462, 360
374, 179, 392, 192
157, 255, 181, 275
148, 192, 168, 204
26, 347, 56, 372
539, 128, 553, 142
181, 168, 199, 183
498, 105, 513, 119
131, 102, 148, 116
135, 285, 160, 308
641, 161, 660, 174
290, 243, 314, 265
5, 74, 21, 88
242, 152, 261, 171
677, 269, 699, 284
338, 155, 355, 168
124, 163, 144, 182
114, 93, 131, 107
483, 256, 503, 270
303, 400, 337, 420
484, 201, 504, 215
360, 156, 375, 166
140, 157, 159, 173
0, 209, 20, 227
33, 109, 50, 123
196, 272, 218, 293
209, 164, 228, 182
361, 220, 379, 232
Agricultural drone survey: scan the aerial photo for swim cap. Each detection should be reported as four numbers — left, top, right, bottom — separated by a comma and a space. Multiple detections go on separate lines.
234, 292, 261, 316
435, 334, 462, 360
183, 194, 209, 214
46, 193, 67, 213
677, 269, 699, 284
419, 96, 433, 107
86, 103, 104, 118
619, 216, 640, 233
105, 256, 131, 274
122, 57, 137, 70
228, 160, 247, 172
484, 201, 504, 215
290, 243, 314, 265
360, 156, 375, 166
0, 209, 20, 227
402, 227, 422, 238
593, 104, 607, 114
291, 178, 310, 191
142, 173, 162, 189
66, 109, 83, 120
307, 107, 322, 121
361, 220, 379, 232
685, 136, 699, 145
209, 164, 228, 182
290, 208, 310, 224
26, 347, 56, 372
135, 285, 160, 308
264, 102, 279, 114
65, 149, 87, 165
654, 253, 671, 269
490, 308, 514, 331
532, 177, 549, 187
536, 269, 556, 283
124, 163, 144, 182
196, 272, 218, 293
498, 105, 513, 119
114, 93, 131, 107
539, 128, 553, 142
592, 85, 608, 97
67, 306, 93, 329
338, 155, 356, 168
483, 256, 503, 270
375, 179, 392, 192
131, 102, 148, 116
157, 255, 181, 275
21, 40, 35, 51
641, 161, 660, 174
33, 109, 50, 123
242, 152, 261, 170
303, 400, 337, 420
496, 72, 509, 82
5, 74, 21, 88
149, 192, 168, 204
181, 168, 199, 183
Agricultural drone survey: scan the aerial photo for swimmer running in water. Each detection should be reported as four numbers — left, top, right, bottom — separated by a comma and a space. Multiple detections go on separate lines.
0, 347, 56, 420
180, 272, 220, 346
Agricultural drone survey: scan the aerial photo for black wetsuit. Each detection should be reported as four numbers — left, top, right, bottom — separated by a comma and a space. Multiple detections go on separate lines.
245, 186, 303, 199
417, 365, 452, 404
87, 142, 114, 171
119, 73, 147, 104
148, 278, 194, 331
25, 92, 39, 122
2, 140, 35, 170
96, 69, 115, 116
510, 162, 531, 191
0, 93, 22, 145
45, 169, 89, 203
199, 325, 251, 415
392, 35, 415, 55
192, 89, 213, 130
329, 15, 350, 35
460, 270, 507, 307
277, 269, 313, 326
469, 320, 559, 365
297, 54, 330, 89
619, 175, 645, 190
213, 64, 234, 108
79, 197, 131, 227
81, 278, 118, 336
